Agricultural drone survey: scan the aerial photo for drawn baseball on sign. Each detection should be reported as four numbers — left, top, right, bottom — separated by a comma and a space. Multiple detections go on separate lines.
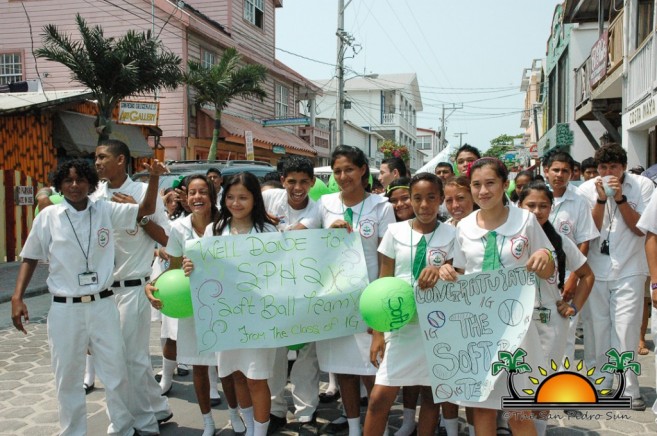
427, 310, 446, 329
498, 299, 524, 326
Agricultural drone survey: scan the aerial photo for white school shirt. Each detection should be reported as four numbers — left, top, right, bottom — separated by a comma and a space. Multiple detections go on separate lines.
578, 173, 654, 281
453, 205, 554, 274
542, 236, 587, 304
262, 188, 321, 231
549, 183, 599, 245
319, 192, 396, 281
92, 178, 171, 281
378, 220, 455, 285
637, 188, 657, 235
20, 198, 138, 297
166, 215, 202, 258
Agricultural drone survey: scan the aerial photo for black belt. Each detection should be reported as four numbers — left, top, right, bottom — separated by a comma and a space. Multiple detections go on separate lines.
53, 289, 113, 304
112, 276, 150, 288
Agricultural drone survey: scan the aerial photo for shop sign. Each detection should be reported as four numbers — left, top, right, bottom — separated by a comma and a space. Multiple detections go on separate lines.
14, 186, 34, 206
590, 31, 608, 87
117, 101, 159, 126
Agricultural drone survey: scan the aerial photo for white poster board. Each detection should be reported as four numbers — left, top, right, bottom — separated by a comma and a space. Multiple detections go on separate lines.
185, 229, 370, 352
415, 267, 536, 402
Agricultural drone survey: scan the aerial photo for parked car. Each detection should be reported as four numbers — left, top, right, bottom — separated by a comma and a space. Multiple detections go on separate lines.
132, 160, 276, 190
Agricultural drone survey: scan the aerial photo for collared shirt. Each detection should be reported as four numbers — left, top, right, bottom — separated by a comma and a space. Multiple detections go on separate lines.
262, 188, 321, 231
637, 188, 657, 235
20, 198, 138, 297
92, 178, 171, 281
550, 183, 599, 245
578, 172, 654, 280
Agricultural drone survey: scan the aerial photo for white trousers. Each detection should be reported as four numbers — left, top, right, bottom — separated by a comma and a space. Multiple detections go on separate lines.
561, 313, 579, 366
269, 343, 320, 421
582, 275, 645, 398
113, 284, 171, 434
47, 296, 134, 436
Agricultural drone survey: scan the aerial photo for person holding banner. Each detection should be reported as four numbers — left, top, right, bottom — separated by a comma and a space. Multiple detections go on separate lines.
146, 174, 221, 436
262, 156, 322, 432
517, 181, 594, 435
365, 173, 457, 436
208, 172, 278, 436
317, 145, 396, 436
438, 158, 555, 436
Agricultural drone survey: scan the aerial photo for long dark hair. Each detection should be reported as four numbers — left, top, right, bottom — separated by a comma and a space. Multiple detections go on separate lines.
213, 172, 275, 235
186, 174, 220, 224
518, 181, 566, 291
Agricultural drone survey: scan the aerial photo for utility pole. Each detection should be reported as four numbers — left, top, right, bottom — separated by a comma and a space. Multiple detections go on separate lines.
335, 0, 353, 150
454, 132, 468, 147
440, 103, 463, 151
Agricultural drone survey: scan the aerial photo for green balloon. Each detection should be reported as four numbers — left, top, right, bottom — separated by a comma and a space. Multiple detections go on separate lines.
308, 178, 331, 201
359, 277, 416, 332
327, 173, 340, 193
507, 179, 516, 196
287, 343, 307, 351
154, 269, 193, 318
34, 193, 64, 216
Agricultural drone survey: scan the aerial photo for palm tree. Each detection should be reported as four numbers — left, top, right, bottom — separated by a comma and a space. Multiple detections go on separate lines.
183, 47, 267, 161
600, 348, 641, 399
35, 14, 182, 142
492, 348, 533, 399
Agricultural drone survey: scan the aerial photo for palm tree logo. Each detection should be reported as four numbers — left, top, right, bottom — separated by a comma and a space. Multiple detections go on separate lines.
494, 347, 636, 410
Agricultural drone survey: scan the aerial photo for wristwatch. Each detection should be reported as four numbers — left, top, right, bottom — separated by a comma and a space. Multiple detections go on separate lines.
615, 195, 627, 205
139, 216, 151, 227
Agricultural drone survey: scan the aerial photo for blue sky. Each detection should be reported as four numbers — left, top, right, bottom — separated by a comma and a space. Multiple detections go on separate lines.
275, 0, 561, 152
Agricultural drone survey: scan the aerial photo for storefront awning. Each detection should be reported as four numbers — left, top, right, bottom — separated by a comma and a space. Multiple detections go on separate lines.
201, 109, 317, 156
53, 111, 153, 157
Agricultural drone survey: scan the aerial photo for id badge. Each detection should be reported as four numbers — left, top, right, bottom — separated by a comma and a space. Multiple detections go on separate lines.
78, 272, 99, 286
533, 307, 551, 324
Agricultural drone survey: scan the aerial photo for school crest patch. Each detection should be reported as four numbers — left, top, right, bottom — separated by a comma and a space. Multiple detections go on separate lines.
558, 220, 573, 235
509, 235, 528, 259
359, 219, 376, 239
428, 248, 447, 266
98, 228, 110, 247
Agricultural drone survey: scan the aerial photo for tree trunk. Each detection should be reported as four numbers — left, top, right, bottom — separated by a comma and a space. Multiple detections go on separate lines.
508, 371, 519, 399
613, 371, 625, 399
207, 109, 221, 162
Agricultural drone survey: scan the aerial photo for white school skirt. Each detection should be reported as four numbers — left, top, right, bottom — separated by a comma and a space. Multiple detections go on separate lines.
217, 348, 276, 380
177, 317, 216, 366
316, 332, 378, 376
375, 320, 429, 386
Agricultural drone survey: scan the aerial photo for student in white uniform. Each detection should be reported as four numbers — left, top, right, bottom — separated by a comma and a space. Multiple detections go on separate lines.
146, 174, 220, 436
11, 158, 166, 436
92, 140, 173, 433
262, 156, 322, 432
542, 151, 599, 366
517, 181, 595, 435
378, 156, 408, 191
454, 144, 481, 176
438, 157, 555, 436
636, 189, 657, 418
205, 172, 278, 436
365, 173, 456, 436
317, 145, 396, 436
206, 167, 223, 207
578, 143, 654, 411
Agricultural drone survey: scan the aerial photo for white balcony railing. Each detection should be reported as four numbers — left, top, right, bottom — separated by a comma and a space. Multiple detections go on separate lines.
382, 112, 413, 133
627, 34, 654, 108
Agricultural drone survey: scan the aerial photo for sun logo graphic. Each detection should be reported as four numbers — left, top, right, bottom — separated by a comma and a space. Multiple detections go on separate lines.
493, 348, 639, 410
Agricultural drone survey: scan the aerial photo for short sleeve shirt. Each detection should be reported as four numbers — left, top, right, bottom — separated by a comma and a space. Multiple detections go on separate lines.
262, 188, 321, 231
550, 183, 599, 245
166, 215, 202, 258
20, 198, 138, 296
637, 188, 657, 235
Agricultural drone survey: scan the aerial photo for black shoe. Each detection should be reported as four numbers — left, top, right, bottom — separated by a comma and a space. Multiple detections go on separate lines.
319, 390, 340, 403
320, 417, 348, 435
267, 414, 287, 434
210, 396, 222, 407
359, 396, 368, 407
176, 364, 190, 376
157, 412, 173, 424
154, 373, 162, 382
83, 383, 95, 395
632, 397, 646, 411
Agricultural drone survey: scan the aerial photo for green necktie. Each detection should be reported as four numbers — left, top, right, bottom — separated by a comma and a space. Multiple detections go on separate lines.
412, 235, 427, 280
482, 230, 499, 271
344, 207, 353, 226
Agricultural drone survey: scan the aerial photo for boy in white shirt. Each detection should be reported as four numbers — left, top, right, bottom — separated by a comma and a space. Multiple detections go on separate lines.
262, 156, 321, 432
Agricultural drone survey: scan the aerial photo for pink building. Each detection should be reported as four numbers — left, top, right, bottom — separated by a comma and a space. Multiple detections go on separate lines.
0, 0, 325, 163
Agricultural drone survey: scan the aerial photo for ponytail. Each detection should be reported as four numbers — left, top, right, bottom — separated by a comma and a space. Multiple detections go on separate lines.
540, 220, 566, 291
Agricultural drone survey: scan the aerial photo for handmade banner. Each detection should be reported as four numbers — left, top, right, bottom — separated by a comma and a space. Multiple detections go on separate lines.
185, 229, 370, 352
415, 267, 536, 402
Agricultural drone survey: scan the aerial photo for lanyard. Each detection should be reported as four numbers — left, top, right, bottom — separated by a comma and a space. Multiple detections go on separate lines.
64, 208, 92, 272
549, 201, 564, 226
604, 201, 618, 242
409, 220, 438, 286
340, 193, 367, 229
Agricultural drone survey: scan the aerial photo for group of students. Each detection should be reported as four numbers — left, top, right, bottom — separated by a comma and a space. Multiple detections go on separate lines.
9, 138, 657, 436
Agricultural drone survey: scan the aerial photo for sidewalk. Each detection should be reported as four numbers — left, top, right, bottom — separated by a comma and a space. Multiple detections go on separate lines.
0, 261, 49, 303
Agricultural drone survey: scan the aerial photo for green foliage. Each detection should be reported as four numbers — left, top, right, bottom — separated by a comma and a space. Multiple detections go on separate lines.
601, 348, 641, 375
184, 47, 267, 161
491, 348, 532, 375
35, 14, 182, 141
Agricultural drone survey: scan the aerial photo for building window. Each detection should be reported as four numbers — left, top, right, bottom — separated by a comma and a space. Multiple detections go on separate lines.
636, 0, 654, 48
0, 52, 22, 85
417, 135, 432, 151
201, 49, 216, 68
275, 84, 289, 119
244, 0, 264, 29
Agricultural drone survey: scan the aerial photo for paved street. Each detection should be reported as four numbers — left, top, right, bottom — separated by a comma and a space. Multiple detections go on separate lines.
0, 261, 656, 435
